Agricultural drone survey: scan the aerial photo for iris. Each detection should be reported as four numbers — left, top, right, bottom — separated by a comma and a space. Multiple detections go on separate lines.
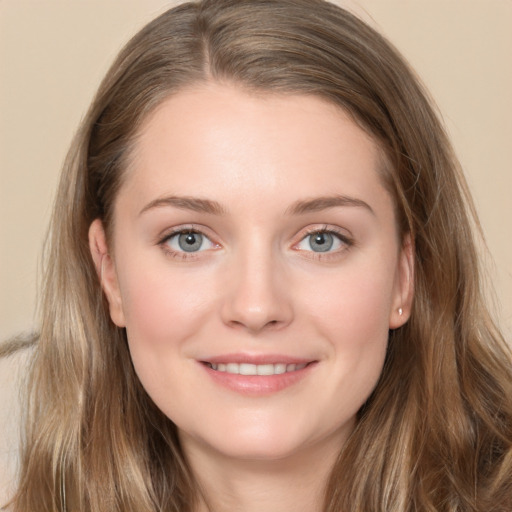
178, 232, 203, 252
309, 232, 334, 252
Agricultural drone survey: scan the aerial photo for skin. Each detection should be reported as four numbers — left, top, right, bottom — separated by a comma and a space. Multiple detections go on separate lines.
89, 82, 413, 512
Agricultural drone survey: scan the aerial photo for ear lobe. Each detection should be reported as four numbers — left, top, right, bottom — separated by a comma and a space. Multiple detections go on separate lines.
88, 219, 126, 327
389, 234, 415, 329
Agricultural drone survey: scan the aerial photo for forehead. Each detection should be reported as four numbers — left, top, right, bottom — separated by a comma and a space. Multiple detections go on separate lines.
119, 82, 390, 216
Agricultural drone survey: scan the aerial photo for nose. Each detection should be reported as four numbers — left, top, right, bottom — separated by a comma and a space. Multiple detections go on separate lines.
220, 246, 294, 333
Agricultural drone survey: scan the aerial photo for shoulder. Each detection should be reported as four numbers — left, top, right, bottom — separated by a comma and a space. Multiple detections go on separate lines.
0, 345, 32, 507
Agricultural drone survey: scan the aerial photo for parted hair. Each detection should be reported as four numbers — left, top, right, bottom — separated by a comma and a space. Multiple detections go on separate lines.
3, 1, 511, 511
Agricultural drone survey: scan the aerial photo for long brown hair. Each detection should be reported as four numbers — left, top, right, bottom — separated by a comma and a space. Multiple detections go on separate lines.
4, 1, 511, 510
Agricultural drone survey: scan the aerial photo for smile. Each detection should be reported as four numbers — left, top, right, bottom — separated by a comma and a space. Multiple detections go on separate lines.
205, 362, 308, 375
200, 358, 317, 395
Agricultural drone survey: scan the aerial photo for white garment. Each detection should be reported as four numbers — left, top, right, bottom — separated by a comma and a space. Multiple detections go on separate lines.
0, 349, 29, 507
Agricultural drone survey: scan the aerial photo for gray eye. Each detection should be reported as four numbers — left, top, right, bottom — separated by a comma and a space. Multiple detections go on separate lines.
308, 232, 334, 252
178, 232, 204, 252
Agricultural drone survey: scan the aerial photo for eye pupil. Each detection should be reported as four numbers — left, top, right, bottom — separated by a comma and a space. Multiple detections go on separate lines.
178, 232, 203, 252
309, 232, 333, 252
315, 233, 326, 245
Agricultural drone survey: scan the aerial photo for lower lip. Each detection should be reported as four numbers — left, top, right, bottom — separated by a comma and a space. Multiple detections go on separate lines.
200, 362, 316, 396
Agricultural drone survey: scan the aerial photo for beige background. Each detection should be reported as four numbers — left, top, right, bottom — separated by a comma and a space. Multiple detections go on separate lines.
0, 0, 511, 501
1, 0, 511, 343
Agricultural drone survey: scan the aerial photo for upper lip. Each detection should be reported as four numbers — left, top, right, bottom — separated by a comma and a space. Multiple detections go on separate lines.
199, 353, 316, 365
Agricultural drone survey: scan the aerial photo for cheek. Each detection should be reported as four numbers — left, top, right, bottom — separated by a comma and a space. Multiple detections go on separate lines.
297, 255, 395, 403
116, 261, 216, 359
116, 262, 221, 406
302, 260, 395, 343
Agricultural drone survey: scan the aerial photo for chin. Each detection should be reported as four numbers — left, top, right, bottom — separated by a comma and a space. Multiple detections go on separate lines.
178, 411, 351, 465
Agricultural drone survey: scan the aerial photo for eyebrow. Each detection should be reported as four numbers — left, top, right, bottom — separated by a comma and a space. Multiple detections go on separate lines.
285, 195, 375, 216
139, 193, 374, 217
139, 195, 226, 216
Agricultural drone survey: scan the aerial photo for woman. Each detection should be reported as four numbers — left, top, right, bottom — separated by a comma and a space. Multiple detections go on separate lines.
2, 0, 511, 510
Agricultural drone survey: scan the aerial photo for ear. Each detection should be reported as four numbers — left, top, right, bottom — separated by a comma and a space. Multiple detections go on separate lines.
389, 233, 414, 329
88, 219, 126, 327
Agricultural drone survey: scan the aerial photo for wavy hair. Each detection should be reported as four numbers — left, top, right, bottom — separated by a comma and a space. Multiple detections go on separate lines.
4, 0, 511, 510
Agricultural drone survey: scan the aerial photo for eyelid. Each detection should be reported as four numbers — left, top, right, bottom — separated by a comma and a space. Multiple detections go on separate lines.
292, 225, 354, 255
157, 224, 221, 259
156, 224, 214, 244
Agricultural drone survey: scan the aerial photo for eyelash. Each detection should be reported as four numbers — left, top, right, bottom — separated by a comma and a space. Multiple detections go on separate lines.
157, 225, 354, 261
295, 226, 354, 260
157, 225, 217, 261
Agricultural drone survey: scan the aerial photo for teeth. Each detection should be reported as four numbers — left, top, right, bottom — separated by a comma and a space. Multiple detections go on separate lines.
226, 363, 238, 374
256, 364, 274, 376
208, 362, 308, 375
274, 364, 287, 374
240, 363, 257, 375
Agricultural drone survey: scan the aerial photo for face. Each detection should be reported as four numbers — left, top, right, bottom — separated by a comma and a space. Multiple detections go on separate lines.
90, 83, 413, 465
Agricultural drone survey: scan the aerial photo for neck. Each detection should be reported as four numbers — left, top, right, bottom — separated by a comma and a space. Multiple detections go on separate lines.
182, 434, 342, 512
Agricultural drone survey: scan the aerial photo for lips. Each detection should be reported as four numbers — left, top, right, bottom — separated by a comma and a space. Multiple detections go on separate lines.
199, 355, 317, 395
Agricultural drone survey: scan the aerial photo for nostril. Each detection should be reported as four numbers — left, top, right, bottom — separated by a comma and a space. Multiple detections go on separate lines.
228, 318, 281, 332
220, 287, 294, 332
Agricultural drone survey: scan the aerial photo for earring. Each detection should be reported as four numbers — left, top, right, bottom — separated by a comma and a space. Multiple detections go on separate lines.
398, 307, 403, 316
